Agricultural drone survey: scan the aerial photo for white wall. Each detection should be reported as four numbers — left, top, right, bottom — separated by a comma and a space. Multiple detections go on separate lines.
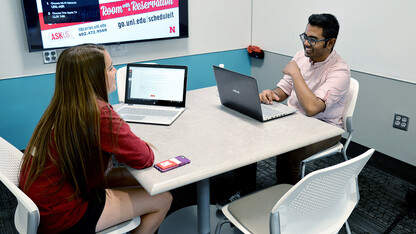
0, 0, 251, 79
252, 0, 416, 84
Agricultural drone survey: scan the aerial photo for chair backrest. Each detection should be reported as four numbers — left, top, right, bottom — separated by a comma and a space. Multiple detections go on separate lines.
0, 137, 23, 186
116, 66, 127, 103
342, 78, 359, 131
270, 148, 374, 234
0, 137, 40, 234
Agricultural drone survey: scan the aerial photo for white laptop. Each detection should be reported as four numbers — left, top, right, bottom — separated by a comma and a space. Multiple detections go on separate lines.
213, 65, 296, 122
115, 63, 188, 125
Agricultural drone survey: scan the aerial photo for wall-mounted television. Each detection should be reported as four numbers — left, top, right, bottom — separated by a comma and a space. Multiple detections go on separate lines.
20, 0, 189, 52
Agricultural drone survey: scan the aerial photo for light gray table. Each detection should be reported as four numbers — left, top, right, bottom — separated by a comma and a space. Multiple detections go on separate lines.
124, 86, 344, 234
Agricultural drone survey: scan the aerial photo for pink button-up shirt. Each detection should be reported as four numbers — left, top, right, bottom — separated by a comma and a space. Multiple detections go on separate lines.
277, 50, 350, 129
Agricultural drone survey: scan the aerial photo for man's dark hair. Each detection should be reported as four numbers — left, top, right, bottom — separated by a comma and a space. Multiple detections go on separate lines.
308, 14, 339, 39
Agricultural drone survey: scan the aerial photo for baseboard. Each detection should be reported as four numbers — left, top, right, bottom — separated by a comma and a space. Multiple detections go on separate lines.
341, 139, 416, 185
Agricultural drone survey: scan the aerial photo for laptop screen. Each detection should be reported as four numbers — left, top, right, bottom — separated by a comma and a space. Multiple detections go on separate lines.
125, 64, 188, 107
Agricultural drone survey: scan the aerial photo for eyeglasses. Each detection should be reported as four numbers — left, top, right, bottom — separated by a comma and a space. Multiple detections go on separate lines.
299, 33, 330, 46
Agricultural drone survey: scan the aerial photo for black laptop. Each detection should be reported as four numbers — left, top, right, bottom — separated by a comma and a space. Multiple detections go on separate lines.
213, 65, 296, 122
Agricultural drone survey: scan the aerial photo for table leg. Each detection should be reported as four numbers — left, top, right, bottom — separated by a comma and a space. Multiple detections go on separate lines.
197, 179, 210, 234
158, 179, 241, 234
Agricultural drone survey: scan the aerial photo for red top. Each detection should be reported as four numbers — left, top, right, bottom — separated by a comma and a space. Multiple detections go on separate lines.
19, 100, 154, 233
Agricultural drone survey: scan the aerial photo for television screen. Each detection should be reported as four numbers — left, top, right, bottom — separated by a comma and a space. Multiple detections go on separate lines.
20, 0, 188, 52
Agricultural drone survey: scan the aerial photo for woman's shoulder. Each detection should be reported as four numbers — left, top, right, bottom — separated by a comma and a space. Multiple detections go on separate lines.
96, 99, 116, 114
96, 99, 118, 119
96, 99, 111, 109
96, 99, 125, 124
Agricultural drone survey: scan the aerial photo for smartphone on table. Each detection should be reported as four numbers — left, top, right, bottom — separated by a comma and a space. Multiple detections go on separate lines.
154, 155, 190, 172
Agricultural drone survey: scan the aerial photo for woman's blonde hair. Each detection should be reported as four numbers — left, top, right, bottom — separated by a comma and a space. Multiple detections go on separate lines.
21, 44, 110, 200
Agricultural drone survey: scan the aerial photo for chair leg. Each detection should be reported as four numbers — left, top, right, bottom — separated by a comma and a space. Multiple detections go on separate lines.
345, 220, 351, 234
341, 146, 349, 161
342, 134, 353, 161
300, 161, 306, 178
215, 219, 231, 234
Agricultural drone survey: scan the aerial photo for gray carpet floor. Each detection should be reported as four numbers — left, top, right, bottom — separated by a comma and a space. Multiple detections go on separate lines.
1, 147, 415, 233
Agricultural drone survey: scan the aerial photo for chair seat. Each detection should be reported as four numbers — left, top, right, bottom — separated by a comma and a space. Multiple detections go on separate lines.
223, 184, 293, 234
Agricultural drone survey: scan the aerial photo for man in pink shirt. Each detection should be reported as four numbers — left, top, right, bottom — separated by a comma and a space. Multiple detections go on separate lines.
259, 13, 350, 184
216, 13, 350, 209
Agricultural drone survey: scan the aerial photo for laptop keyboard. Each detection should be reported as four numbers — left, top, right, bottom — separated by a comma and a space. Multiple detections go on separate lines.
118, 107, 179, 117
123, 115, 146, 121
261, 105, 282, 117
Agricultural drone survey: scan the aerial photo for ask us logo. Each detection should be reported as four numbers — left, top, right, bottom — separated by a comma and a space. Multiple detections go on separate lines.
50, 30, 72, 42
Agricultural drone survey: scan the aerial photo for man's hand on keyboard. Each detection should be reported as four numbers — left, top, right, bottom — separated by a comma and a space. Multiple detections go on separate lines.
259, 89, 280, 104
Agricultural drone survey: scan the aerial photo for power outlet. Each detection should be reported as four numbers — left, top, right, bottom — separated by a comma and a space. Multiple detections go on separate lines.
110, 44, 128, 57
393, 113, 410, 131
43, 50, 58, 64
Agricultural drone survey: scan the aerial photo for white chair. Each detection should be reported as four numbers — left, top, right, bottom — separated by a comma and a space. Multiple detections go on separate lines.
216, 148, 375, 234
116, 66, 127, 103
0, 137, 39, 234
0, 137, 141, 234
300, 78, 360, 178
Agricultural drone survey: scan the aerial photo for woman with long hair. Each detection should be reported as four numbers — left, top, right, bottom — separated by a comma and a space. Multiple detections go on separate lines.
19, 44, 172, 234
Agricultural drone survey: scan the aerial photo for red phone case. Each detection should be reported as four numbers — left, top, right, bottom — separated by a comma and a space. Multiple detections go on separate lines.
154, 155, 190, 172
